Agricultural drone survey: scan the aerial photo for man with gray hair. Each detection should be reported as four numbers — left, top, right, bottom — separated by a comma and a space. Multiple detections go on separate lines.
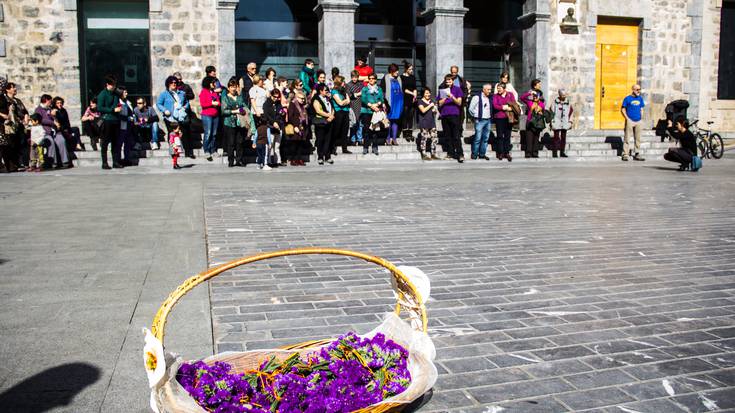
468, 83, 493, 160
240, 62, 258, 104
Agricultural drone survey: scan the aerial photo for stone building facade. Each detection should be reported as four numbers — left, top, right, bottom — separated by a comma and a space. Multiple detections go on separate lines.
0, 0, 733, 133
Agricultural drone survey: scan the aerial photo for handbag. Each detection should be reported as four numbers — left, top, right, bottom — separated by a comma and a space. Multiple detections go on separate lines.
3, 121, 15, 136
528, 111, 546, 132
690, 155, 702, 172
284, 124, 295, 136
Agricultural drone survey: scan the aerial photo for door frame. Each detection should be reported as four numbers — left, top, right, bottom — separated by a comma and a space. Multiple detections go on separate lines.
594, 18, 641, 129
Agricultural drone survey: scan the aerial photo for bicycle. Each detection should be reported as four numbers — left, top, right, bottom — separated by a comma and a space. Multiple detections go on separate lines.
690, 120, 724, 159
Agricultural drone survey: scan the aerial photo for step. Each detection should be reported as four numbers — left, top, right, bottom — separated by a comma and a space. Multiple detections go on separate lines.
73, 140, 673, 159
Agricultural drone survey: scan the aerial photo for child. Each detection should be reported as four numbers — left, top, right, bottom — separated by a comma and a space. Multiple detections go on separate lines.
28, 113, 46, 172
254, 121, 270, 170
416, 88, 439, 160
168, 122, 183, 170
81, 98, 101, 151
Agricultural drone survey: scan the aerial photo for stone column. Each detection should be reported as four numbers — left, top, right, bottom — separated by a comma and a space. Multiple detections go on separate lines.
518, 0, 551, 97
422, 0, 467, 91
217, 0, 239, 82
315, 0, 358, 77
61, 0, 82, 127
149, 0, 168, 103
686, 0, 705, 120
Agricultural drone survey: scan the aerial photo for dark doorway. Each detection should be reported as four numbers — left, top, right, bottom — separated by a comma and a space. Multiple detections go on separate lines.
78, 0, 151, 109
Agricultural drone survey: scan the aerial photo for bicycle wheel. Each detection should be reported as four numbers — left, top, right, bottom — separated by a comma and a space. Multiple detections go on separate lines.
697, 134, 708, 158
710, 133, 724, 159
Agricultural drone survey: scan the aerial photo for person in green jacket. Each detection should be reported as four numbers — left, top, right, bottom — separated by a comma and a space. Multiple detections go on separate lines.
360, 73, 385, 156
96, 76, 123, 169
299, 59, 316, 98
221, 78, 253, 167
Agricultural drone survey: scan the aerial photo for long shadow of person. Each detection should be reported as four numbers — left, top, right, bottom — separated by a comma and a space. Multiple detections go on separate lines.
0, 362, 101, 412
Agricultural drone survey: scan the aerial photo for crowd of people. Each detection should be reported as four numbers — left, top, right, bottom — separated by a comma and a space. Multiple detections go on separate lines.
0, 57, 699, 173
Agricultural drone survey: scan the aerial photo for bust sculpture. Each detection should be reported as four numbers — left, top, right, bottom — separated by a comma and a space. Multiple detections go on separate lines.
562, 7, 577, 24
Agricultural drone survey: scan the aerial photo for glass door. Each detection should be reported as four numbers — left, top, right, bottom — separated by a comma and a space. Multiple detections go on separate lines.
79, 0, 150, 107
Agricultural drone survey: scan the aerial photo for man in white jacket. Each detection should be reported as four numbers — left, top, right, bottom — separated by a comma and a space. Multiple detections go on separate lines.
469, 84, 493, 160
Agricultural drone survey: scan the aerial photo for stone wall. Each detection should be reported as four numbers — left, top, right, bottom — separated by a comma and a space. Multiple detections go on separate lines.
698, 0, 735, 132
0, 1, 81, 125
149, 0, 219, 112
546, 0, 692, 130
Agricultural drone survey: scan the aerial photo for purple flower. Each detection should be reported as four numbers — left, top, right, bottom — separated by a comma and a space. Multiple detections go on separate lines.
176, 332, 412, 412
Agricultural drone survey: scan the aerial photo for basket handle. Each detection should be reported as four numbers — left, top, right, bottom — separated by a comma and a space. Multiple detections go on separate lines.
151, 248, 428, 347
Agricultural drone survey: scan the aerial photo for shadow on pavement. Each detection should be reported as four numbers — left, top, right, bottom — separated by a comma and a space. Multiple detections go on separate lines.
403, 388, 433, 412
0, 362, 101, 412
644, 165, 684, 171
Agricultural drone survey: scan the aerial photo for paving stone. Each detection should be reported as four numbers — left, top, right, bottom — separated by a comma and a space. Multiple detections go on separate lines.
468, 378, 574, 404
563, 369, 638, 390
624, 358, 719, 380
555, 387, 635, 410
673, 388, 735, 411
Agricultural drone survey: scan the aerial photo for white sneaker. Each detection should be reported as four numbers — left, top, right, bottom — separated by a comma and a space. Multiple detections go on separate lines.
262, 165, 272, 171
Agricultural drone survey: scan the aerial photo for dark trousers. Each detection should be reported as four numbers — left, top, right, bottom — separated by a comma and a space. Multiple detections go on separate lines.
255, 143, 266, 166
14, 130, 29, 166
314, 122, 333, 161
441, 115, 463, 159
664, 148, 693, 166
62, 127, 82, 158
120, 127, 135, 162
553, 129, 567, 153
495, 118, 511, 156
82, 121, 100, 150
289, 140, 308, 160
100, 120, 121, 165
0, 144, 17, 171
224, 126, 243, 166
331, 111, 350, 152
360, 114, 379, 153
524, 129, 540, 157
401, 102, 415, 135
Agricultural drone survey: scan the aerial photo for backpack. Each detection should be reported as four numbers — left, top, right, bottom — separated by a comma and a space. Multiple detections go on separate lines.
690, 155, 702, 172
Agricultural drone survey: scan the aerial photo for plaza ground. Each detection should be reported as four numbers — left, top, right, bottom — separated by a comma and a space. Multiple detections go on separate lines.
0, 156, 734, 412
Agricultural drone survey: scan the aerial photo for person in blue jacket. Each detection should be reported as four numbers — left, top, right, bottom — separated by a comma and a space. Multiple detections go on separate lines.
157, 76, 194, 158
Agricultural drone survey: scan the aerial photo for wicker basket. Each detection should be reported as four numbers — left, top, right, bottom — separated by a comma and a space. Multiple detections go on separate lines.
144, 248, 437, 413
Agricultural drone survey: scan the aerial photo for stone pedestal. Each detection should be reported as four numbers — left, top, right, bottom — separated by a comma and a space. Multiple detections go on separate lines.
217, 0, 239, 83
423, 0, 467, 91
315, 0, 358, 78
519, 0, 551, 97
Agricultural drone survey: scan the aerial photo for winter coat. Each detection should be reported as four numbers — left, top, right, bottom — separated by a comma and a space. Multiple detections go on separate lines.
550, 98, 573, 130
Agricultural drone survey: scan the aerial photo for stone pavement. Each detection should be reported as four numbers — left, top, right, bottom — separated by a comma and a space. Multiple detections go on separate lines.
0, 156, 733, 412
0, 175, 212, 412
204, 158, 735, 412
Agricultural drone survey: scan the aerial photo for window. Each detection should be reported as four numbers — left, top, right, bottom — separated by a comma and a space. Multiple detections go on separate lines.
463, 0, 524, 89
235, 0, 317, 23
718, 1, 735, 99
234, 1, 318, 80
79, 0, 150, 106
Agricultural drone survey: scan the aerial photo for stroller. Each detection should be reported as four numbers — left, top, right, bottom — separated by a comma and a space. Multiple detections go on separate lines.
655, 99, 689, 142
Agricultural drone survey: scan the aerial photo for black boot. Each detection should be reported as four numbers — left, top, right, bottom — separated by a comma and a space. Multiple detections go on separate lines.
560, 152, 568, 158
552, 150, 558, 158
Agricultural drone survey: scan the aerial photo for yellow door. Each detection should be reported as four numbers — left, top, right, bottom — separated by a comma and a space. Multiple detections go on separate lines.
595, 23, 639, 129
